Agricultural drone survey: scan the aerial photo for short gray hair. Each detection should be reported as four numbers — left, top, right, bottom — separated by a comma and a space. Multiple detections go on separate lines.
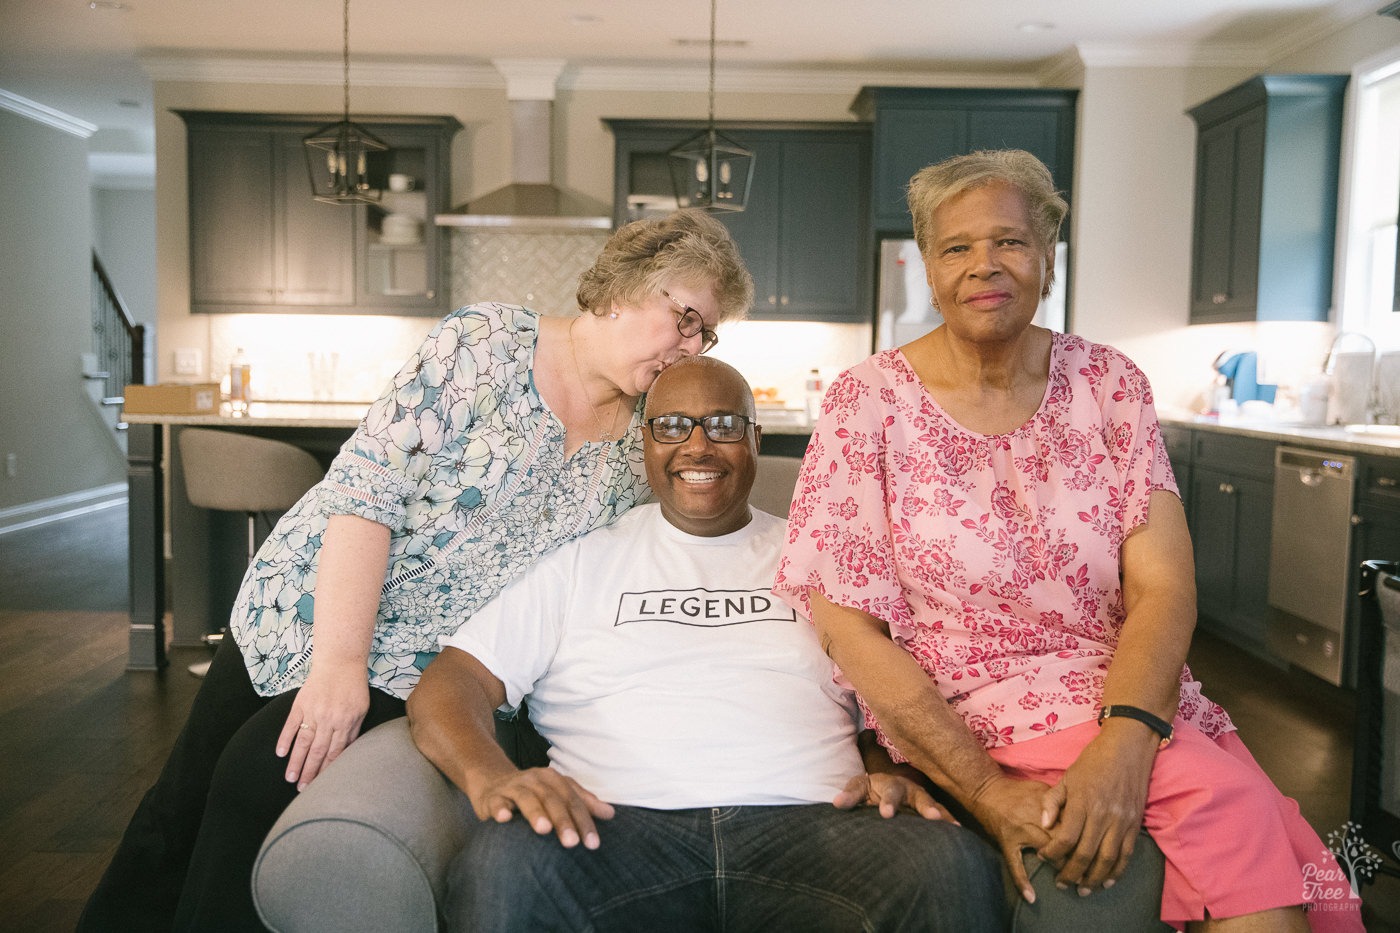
907, 149, 1067, 261
577, 209, 754, 324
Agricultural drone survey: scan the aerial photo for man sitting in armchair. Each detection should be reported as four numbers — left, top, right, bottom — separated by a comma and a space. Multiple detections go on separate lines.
406, 355, 1003, 932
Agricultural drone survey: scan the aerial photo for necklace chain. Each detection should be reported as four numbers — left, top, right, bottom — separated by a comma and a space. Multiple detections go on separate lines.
568, 317, 624, 442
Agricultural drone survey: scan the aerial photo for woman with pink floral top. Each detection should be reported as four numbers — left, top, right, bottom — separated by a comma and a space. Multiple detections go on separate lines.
773, 150, 1361, 932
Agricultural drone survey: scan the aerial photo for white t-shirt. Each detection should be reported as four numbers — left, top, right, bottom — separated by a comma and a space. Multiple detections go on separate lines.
442, 504, 863, 808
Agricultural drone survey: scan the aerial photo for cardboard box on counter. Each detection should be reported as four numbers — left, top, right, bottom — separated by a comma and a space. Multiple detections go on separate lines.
123, 383, 220, 415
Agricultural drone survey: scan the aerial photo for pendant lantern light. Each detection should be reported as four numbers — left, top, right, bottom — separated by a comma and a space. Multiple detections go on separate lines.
303, 0, 387, 204
668, 0, 753, 213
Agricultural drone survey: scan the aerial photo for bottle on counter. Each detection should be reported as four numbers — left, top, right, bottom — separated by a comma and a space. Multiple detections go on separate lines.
229, 347, 251, 415
804, 368, 825, 424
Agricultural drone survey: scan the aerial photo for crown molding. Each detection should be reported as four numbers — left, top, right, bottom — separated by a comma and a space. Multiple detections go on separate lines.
1263, 0, 1392, 63
564, 62, 1038, 94
1036, 49, 1085, 87
1073, 42, 1268, 69
0, 89, 98, 137
139, 53, 502, 89
137, 52, 1045, 96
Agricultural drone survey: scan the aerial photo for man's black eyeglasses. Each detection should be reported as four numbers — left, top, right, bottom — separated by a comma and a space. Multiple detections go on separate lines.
661, 290, 719, 354
646, 414, 752, 444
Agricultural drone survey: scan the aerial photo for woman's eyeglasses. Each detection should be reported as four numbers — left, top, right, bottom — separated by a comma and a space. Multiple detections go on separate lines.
661, 290, 719, 353
646, 414, 752, 444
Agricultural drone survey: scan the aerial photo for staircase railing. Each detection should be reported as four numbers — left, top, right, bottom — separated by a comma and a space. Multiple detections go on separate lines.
91, 252, 145, 402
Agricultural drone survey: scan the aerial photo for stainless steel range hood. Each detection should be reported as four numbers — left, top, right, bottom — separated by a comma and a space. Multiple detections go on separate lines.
436, 67, 612, 231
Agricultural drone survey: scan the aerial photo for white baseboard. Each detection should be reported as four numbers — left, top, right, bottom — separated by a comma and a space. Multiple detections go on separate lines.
0, 483, 128, 535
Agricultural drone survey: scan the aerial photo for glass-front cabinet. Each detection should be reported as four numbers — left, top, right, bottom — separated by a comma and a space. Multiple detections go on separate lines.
179, 111, 460, 316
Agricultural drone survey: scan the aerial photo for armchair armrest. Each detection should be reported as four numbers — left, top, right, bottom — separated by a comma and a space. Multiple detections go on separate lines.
252, 718, 469, 933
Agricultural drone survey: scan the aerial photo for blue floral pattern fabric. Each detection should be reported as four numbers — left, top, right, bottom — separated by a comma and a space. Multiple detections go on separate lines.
229, 303, 651, 699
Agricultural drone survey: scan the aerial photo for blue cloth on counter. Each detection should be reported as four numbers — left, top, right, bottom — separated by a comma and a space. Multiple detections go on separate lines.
1214, 352, 1276, 403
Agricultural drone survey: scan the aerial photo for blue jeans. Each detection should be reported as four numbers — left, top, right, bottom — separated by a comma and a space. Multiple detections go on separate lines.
445, 803, 1004, 932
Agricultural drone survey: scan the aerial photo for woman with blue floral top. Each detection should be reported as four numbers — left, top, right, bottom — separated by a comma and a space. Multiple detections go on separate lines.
80, 209, 754, 932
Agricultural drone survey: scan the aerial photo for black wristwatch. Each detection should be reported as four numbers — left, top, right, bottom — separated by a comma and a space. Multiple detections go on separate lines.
1097, 704, 1173, 749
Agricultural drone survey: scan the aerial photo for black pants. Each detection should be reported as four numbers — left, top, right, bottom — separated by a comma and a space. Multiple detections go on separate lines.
78, 637, 407, 932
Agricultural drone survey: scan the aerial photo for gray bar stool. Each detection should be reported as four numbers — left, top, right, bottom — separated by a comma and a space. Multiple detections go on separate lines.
178, 428, 325, 675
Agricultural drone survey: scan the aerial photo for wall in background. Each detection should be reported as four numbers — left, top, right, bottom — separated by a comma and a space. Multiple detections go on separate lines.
92, 187, 157, 331
0, 108, 126, 511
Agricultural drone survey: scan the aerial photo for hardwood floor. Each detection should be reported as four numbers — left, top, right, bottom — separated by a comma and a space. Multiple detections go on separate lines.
0, 504, 1397, 930
0, 504, 206, 931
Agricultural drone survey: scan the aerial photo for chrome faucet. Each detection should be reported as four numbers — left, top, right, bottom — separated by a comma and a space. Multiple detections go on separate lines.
1324, 332, 1378, 425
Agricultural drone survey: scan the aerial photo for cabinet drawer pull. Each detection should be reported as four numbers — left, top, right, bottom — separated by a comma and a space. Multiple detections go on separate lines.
1218, 482, 1235, 494
768, 295, 778, 306
1351, 514, 1363, 526
1377, 476, 1399, 488
1212, 293, 1228, 305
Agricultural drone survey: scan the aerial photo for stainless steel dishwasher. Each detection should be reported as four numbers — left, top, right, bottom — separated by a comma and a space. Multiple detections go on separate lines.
1266, 447, 1356, 685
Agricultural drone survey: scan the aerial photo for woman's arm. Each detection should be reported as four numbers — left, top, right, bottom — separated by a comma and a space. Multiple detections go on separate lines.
1036, 489, 1196, 892
810, 591, 1052, 902
276, 513, 390, 789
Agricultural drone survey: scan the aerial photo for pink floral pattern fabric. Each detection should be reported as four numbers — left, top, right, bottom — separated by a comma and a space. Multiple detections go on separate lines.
774, 334, 1233, 757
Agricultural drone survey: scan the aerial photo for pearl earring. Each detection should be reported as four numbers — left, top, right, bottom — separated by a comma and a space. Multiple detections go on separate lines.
608, 311, 618, 319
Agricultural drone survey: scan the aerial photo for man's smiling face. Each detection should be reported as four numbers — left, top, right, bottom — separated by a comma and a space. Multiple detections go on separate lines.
642, 357, 760, 538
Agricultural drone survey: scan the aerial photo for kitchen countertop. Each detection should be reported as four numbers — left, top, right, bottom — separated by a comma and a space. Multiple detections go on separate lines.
125, 401, 815, 435
1160, 415, 1400, 458
124, 401, 374, 428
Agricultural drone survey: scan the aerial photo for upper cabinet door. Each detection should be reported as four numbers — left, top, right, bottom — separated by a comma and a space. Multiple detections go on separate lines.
851, 87, 1078, 237
775, 135, 869, 320
1190, 110, 1265, 319
1186, 75, 1347, 325
868, 108, 967, 232
188, 129, 278, 306
276, 134, 356, 307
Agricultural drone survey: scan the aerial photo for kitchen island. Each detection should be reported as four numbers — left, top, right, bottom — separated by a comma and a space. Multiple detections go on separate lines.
123, 403, 370, 671
122, 403, 813, 671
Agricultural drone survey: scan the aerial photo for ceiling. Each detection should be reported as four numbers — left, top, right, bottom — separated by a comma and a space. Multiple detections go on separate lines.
0, 0, 1385, 185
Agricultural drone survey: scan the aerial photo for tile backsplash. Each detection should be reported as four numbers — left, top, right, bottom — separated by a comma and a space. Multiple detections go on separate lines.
449, 228, 608, 315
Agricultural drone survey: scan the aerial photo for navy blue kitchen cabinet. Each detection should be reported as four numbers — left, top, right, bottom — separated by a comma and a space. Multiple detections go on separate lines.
1187, 431, 1276, 651
1160, 422, 1194, 519
848, 87, 1077, 236
605, 120, 870, 323
1186, 75, 1348, 325
180, 111, 459, 316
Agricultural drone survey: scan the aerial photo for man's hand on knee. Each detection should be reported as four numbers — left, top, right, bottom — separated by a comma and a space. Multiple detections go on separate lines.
833, 772, 954, 821
477, 766, 615, 850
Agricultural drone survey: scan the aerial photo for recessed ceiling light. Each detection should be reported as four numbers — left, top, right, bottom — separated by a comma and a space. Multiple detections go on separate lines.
674, 37, 749, 49
568, 13, 601, 26
118, 99, 142, 109
89, 1, 132, 10
1017, 21, 1054, 33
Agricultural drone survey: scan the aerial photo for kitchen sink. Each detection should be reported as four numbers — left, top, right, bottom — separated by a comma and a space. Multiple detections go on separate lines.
1345, 424, 1400, 438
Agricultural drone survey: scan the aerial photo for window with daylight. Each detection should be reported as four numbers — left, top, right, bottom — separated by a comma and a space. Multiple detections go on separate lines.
1338, 50, 1400, 345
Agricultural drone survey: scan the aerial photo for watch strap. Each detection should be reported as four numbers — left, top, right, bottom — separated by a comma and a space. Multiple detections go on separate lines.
1097, 704, 1173, 748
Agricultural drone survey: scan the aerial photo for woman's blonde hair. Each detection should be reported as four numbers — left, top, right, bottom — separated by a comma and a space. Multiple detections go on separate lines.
907, 149, 1067, 293
576, 209, 754, 323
